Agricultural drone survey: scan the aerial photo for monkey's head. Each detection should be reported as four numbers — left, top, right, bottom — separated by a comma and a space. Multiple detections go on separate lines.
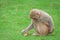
30, 9, 41, 20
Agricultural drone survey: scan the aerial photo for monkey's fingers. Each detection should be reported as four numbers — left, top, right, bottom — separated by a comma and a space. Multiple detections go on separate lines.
21, 30, 25, 34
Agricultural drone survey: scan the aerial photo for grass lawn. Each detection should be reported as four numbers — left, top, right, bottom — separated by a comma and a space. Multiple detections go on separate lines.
0, 0, 60, 40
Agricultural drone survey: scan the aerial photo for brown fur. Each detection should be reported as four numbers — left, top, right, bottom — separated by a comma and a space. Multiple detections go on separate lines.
32, 19, 49, 35
30, 9, 49, 35
21, 9, 54, 36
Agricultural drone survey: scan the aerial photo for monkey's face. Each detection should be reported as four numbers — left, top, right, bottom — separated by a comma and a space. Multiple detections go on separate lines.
30, 11, 40, 20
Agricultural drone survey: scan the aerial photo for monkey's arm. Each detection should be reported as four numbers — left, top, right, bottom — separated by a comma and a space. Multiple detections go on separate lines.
21, 22, 34, 34
48, 17, 54, 33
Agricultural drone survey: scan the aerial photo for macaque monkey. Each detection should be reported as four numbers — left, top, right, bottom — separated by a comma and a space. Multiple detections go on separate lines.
21, 9, 54, 36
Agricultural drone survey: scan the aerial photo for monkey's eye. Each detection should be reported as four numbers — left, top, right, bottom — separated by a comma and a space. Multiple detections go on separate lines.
32, 15, 35, 16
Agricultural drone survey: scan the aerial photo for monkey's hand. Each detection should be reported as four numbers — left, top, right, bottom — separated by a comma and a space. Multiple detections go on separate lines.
21, 29, 27, 34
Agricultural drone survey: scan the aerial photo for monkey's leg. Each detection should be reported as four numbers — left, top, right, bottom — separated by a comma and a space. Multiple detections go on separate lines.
32, 32, 40, 36
34, 23, 49, 36
32, 25, 40, 36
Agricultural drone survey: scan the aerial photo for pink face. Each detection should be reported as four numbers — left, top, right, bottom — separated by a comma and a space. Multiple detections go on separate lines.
30, 11, 40, 20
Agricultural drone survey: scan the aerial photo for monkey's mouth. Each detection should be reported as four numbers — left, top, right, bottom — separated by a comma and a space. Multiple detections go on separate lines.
30, 16, 38, 20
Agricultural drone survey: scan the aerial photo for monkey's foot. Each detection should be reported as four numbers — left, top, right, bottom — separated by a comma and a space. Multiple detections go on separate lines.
32, 33, 40, 36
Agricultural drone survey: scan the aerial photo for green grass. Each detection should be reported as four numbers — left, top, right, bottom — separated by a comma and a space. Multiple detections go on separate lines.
0, 0, 60, 40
